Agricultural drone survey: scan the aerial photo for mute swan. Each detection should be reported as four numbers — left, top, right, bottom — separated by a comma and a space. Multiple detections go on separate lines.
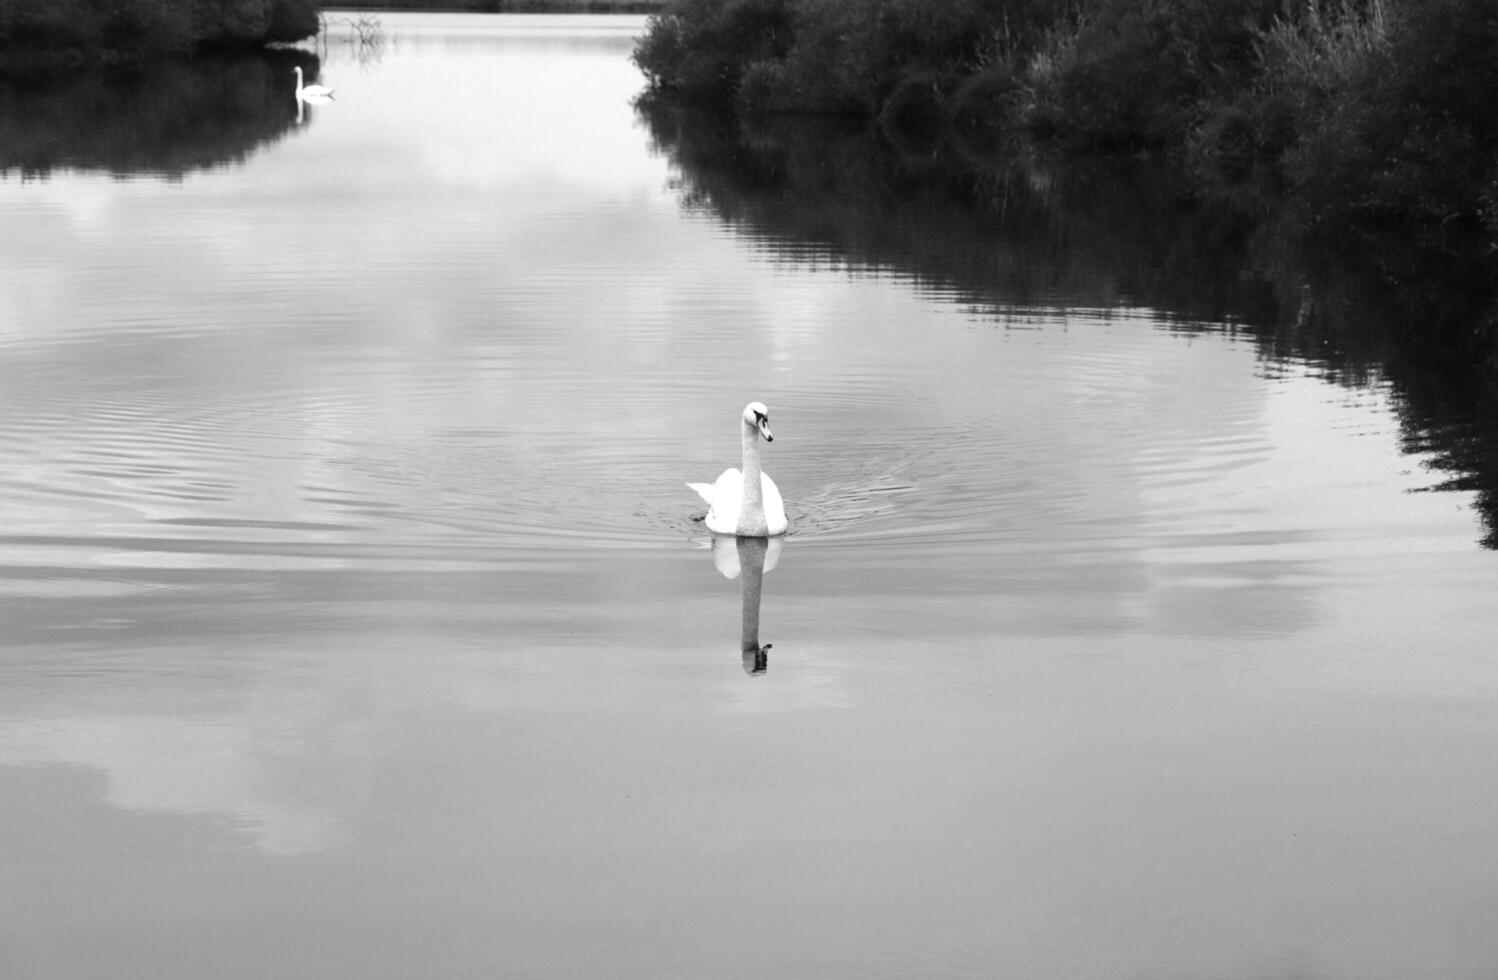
293, 67, 335, 101
688, 402, 788, 537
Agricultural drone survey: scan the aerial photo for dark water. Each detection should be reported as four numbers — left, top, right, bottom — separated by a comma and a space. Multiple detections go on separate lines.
3, 14, 1498, 980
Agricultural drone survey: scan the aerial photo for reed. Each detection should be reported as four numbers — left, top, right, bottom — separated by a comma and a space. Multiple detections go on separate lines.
1257, 0, 1388, 100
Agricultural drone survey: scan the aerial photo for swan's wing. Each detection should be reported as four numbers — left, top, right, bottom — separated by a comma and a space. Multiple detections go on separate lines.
761, 472, 788, 535
689, 469, 745, 532
702, 469, 743, 533
688, 469, 738, 504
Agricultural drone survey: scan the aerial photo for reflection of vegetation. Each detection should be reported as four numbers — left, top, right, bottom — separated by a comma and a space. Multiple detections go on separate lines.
647, 106, 1281, 321
641, 104, 1498, 547
324, 12, 384, 49
0, 0, 318, 62
634, 0, 1498, 270
313, 12, 385, 68
0, 51, 315, 178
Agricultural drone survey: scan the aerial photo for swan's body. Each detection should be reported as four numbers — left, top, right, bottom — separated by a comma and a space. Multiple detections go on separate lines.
689, 402, 788, 537
692, 468, 786, 536
293, 67, 335, 101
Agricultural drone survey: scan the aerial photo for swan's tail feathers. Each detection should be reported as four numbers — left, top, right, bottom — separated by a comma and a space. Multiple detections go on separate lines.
687, 482, 715, 505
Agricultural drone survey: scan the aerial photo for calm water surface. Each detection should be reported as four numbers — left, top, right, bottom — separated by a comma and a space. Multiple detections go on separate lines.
3, 14, 1498, 980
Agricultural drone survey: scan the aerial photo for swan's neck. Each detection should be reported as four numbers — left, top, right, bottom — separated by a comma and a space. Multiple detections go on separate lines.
740, 420, 764, 515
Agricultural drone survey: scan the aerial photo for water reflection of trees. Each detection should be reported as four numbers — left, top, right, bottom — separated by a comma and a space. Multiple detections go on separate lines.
0, 51, 317, 179
641, 105, 1498, 549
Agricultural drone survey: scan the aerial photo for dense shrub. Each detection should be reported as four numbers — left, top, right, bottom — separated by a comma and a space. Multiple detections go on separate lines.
633, 0, 795, 106
1031, 0, 1279, 147
0, 0, 101, 51
635, 0, 1498, 255
636, 0, 1281, 138
773, 0, 883, 112
636, 0, 1058, 113
1283, 0, 1498, 243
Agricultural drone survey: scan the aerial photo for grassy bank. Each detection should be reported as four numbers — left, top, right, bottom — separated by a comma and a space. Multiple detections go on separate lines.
633, 0, 1498, 265
0, 0, 319, 63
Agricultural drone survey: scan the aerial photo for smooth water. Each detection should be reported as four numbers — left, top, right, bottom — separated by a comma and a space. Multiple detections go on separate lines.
3, 14, 1498, 980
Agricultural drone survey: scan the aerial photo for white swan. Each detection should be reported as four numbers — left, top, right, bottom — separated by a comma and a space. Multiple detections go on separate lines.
293, 67, 335, 102
688, 402, 788, 537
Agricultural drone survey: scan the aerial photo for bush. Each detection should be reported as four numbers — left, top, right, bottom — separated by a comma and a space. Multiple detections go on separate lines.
1044, 0, 1279, 147
1255, 0, 1388, 107
1284, 0, 1498, 242
263, 0, 320, 44
774, 0, 881, 112
946, 65, 1026, 135
637, 0, 1049, 115
633, 0, 795, 106
0, 0, 103, 52
876, 70, 947, 149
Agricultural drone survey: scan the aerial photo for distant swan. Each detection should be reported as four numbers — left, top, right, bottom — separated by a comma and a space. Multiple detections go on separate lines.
688, 402, 788, 537
293, 67, 335, 102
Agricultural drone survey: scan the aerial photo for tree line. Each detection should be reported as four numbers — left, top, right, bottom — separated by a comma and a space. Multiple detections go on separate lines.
634, 0, 1498, 256
0, 0, 319, 61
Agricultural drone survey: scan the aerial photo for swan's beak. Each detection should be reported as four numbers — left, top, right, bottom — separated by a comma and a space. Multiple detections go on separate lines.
758, 418, 773, 442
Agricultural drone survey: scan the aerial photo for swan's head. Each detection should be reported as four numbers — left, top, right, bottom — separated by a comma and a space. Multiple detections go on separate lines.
743, 402, 773, 442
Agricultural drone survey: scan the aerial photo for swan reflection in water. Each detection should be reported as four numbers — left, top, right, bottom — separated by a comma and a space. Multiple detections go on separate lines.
708, 534, 782, 674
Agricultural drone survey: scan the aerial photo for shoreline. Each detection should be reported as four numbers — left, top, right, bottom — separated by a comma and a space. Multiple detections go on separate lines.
0, 0, 661, 69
